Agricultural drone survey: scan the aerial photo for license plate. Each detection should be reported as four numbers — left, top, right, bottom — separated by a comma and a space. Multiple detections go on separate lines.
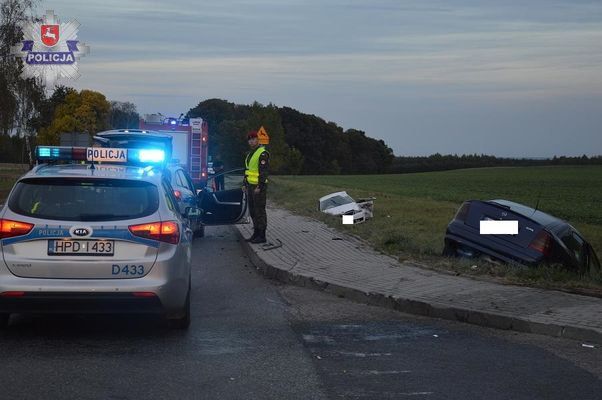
48, 240, 115, 256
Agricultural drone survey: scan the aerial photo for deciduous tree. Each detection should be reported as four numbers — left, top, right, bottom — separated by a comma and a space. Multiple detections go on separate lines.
37, 89, 110, 145
109, 101, 140, 129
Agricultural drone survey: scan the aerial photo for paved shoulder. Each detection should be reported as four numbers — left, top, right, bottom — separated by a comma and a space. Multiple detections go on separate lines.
237, 205, 602, 344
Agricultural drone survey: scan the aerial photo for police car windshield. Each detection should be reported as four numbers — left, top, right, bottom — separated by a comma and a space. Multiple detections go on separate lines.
8, 178, 159, 221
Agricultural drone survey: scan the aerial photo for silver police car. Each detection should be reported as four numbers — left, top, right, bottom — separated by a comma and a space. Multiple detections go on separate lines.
0, 147, 195, 329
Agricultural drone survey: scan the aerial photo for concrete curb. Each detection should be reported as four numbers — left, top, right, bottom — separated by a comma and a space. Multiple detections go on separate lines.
236, 228, 602, 344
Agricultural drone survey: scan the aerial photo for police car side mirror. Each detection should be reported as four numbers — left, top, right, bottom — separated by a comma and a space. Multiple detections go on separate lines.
185, 207, 201, 218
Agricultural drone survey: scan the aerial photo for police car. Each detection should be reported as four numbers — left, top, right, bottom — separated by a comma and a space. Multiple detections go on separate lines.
0, 144, 246, 329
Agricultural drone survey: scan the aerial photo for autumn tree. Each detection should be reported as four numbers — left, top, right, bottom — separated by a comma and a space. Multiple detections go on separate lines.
37, 89, 111, 145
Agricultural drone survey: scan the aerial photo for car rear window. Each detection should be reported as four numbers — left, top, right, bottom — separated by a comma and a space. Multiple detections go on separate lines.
8, 178, 159, 221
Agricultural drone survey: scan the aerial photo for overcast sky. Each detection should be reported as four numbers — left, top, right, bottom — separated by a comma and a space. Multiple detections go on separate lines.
42, 0, 602, 157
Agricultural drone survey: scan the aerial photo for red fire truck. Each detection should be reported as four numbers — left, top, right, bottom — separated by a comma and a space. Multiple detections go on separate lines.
139, 114, 209, 188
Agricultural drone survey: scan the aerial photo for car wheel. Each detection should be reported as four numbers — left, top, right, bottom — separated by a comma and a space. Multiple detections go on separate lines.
0, 313, 10, 328
169, 284, 191, 330
194, 223, 205, 238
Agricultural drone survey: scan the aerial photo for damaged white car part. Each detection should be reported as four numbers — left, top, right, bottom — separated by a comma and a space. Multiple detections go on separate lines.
318, 191, 375, 224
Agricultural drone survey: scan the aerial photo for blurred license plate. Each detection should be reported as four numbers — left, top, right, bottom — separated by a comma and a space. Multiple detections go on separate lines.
48, 240, 114, 256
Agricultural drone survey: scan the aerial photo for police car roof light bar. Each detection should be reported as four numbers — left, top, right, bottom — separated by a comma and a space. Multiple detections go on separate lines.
35, 145, 166, 167
35, 146, 87, 163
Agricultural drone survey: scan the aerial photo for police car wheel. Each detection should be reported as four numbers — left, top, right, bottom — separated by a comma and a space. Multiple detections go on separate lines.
169, 284, 191, 330
0, 313, 9, 328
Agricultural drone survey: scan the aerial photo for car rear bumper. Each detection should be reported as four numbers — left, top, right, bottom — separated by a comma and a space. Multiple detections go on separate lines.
0, 256, 190, 316
0, 292, 163, 314
445, 226, 542, 266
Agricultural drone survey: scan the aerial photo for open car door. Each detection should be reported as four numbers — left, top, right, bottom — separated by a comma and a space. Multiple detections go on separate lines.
198, 168, 248, 225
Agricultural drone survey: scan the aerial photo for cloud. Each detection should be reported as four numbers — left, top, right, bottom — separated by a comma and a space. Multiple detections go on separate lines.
50, 0, 602, 156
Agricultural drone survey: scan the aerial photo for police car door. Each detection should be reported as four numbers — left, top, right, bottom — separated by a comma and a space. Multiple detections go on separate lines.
198, 169, 247, 225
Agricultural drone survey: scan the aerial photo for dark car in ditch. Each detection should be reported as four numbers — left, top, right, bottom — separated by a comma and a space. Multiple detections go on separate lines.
443, 199, 600, 274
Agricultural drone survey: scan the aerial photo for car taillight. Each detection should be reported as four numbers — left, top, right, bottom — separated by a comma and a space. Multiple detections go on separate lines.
173, 190, 182, 200
454, 202, 471, 222
0, 291, 25, 297
0, 219, 34, 239
128, 221, 180, 244
529, 230, 552, 257
132, 292, 157, 298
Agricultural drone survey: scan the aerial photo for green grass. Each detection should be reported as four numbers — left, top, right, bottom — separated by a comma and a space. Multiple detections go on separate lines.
269, 166, 602, 292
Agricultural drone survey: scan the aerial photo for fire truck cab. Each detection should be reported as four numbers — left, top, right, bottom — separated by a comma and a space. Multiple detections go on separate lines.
138, 114, 209, 188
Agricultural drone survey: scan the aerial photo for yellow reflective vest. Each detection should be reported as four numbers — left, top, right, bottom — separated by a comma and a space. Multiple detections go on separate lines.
245, 146, 268, 185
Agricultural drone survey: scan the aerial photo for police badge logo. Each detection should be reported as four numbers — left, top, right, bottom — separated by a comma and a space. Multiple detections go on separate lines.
41, 24, 59, 47
10, 10, 89, 85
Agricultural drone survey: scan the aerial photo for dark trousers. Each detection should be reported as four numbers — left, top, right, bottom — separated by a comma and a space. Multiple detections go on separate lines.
248, 184, 267, 231
215, 175, 225, 191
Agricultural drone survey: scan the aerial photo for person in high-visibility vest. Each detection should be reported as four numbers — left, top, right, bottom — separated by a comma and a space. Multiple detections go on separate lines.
243, 130, 270, 243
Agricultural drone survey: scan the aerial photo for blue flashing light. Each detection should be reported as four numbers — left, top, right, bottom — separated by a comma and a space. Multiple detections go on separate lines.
170, 120, 177, 125
36, 146, 76, 161
137, 149, 165, 163
38, 147, 52, 157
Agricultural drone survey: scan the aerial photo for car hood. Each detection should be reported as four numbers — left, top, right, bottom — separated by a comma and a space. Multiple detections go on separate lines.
322, 203, 360, 216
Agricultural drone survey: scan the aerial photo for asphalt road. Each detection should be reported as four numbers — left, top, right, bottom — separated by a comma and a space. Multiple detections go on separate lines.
0, 225, 600, 400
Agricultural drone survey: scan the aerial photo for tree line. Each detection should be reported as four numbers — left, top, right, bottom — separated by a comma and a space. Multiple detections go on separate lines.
389, 153, 602, 174
1, 84, 140, 164
186, 99, 395, 175
187, 99, 602, 175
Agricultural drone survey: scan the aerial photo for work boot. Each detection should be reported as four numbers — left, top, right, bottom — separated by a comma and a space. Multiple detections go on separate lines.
250, 229, 267, 244
246, 228, 258, 242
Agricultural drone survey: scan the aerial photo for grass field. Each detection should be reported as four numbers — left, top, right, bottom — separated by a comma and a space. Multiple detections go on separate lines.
269, 166, 602, 290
